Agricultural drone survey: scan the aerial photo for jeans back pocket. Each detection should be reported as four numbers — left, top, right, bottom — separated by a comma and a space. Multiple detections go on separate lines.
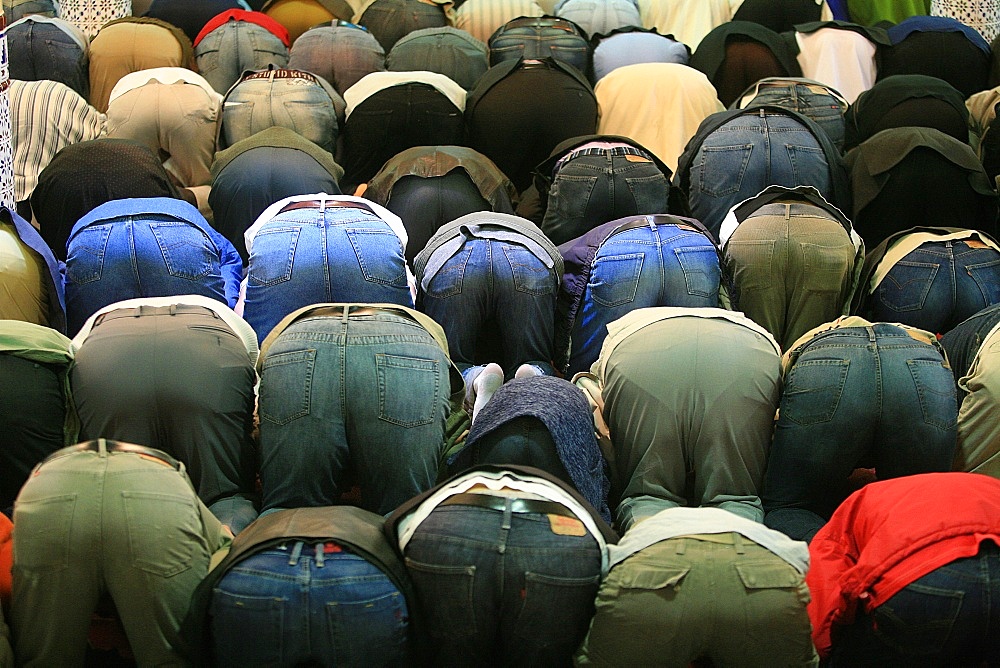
259, 348, 316, 425
66, 224, 112, 286
376, 353, 441, 427
149, 221, 216, 280
249, 225, 301, 287
780, 358, 851, 426
590, 252, 643, 307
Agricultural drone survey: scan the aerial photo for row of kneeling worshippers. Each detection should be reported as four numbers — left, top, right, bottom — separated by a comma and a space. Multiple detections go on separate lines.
5, 0, 1000, 665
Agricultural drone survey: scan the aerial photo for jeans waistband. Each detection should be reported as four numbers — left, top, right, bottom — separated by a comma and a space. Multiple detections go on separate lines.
555, 145, 652, 174
38, 439, 183, 471
94, 304, 220, 326
440, 492, 577, 518
277, 199, 378, 217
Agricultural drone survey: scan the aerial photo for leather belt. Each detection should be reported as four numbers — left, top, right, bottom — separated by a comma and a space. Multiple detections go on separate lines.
440, 492, 577, 518
555, 145, 652, 174
303, 305, 387, 318
278, 199, 377, 216
41, 439, 183, 470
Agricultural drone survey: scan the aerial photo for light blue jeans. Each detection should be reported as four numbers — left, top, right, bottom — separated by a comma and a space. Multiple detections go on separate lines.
220, 71, 339, 154
64, 197, 242, 334
258, 310, 450, 514
687, 111, 833, 238
243, 206, 413, 343
195, 18, 289, 94
568, 223, 720, 376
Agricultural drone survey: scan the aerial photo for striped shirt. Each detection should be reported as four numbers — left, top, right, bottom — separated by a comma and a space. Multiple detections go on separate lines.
454, 0, 544, 43
10, 79, 106, 202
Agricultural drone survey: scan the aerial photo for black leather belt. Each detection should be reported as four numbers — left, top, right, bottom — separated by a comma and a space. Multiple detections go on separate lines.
440, 492, 577, 518
278, 199, 377, 216
41, 440, 182, 470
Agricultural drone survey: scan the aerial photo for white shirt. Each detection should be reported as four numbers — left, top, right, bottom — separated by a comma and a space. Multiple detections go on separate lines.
343, 71, 466, 119
610, 506, 810, 573
108, 67, 223, 107
72, 295, 260, 364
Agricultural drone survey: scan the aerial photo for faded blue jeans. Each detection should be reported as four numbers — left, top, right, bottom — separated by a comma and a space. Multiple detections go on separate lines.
211, 542, 410, 667
737, 78, 848, 151
243, 205, 413, 343
7, 16, 90, 99
763, 324, 958, 541
687, 110, 833, 238
567, 222, 720, 376
829, 541, 1000, 666
258, 310, 450, 514
64, 197, 242, 335
420, 237, 558, 379
867, 239, 1000, 335
404, 503, 602, 667
220, 70, 340, 154
195, 18, 289, 94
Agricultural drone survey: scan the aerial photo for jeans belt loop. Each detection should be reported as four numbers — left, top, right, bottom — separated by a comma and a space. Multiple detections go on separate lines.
675, 539, 687, 556
288, 540, 304, 566
733, 532, 745, 555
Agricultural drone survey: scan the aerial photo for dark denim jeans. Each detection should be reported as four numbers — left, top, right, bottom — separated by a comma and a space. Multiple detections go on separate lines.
567, 223, 720, 376
763, 324, 958, 541
829, 541, 1000, 667
7, 17, 90, 99
687, 111, 833, 238
542, 152, 671, 246
243, 206, 413, 343
419, 237, 558, 378
195, 18, 289, 94
64, 197, 242, 335
258, 311, 450, 514
358, 0, 448, 52
867, 239, 1000, 335
404, 503, 602, 667
211, 543, 410, 667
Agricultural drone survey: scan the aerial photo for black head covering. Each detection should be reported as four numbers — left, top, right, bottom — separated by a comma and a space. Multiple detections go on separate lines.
844, 75, 970, 151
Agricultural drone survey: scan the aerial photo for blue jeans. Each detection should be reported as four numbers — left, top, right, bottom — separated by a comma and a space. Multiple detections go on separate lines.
210, 543, 410, 667
687, 111, 833, 238
868, 239, 1000, 335
739, 80, 847, 151
829, 541, 1000, 667
258, 311, 450, 514
763, 324, 958, 541
419, 237, 558, 378
64, 197, 242, 335
567, 223, 720, 376
221, 71, 339, 154
404, 503, 602, 667
7, 17, 90, 99
195, 18, 289, 95
243, 206, 413, 343
542, 152, 671, 246
287, 25, 386, 96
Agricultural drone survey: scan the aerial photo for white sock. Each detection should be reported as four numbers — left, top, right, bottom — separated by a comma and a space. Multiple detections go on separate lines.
514, 363, 544, 379
472, 363, 504, 423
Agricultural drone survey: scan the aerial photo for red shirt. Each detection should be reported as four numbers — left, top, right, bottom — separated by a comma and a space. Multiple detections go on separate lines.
194, 9, 291, 48
807, 472, 1000, 657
